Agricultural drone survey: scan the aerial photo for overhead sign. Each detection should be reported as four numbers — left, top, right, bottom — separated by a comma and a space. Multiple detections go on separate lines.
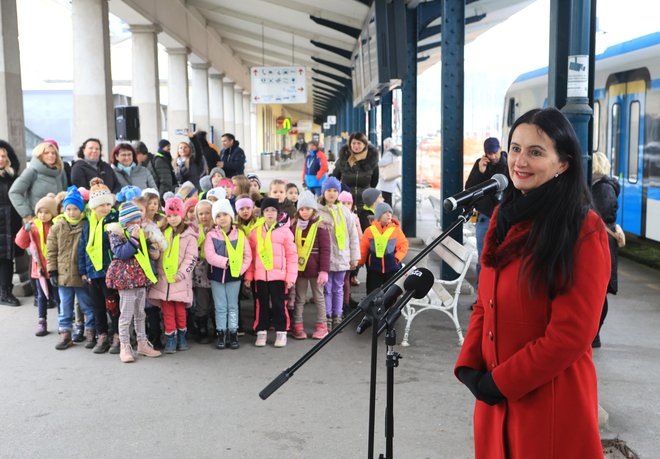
276, 116, 292, 135
327, 116, 337, 125
251, 66, 307, 104
297, 120, 313, 132
323, 122, 330, 130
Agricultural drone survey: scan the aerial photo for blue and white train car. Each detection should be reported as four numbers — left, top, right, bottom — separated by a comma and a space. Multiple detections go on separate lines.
502, 32, 660, 243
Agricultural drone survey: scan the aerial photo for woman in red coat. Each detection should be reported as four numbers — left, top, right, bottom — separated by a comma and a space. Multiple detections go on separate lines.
455, 108, 611, 458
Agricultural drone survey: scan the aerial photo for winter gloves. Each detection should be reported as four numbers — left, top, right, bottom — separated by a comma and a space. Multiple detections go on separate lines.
457, 367, 505, 406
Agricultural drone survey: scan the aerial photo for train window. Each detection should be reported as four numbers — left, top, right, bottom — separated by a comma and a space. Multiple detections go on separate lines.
628, 100, 640, 183
592, 101, 599, 153
610, 103, 621, 175
507, 98, 516, 127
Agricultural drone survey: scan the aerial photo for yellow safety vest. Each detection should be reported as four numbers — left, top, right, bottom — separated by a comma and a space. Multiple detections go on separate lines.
197, 226, 206, 259
163, 227, 181, 284
370, 225, 397, 258
130, 229, 158, 284
328, 203, 346, 250
255, 222, 275, 270
295, 219, 320, 271
33, 218, 48, 259
221, 227, 245, 278
86, 212, 105, 271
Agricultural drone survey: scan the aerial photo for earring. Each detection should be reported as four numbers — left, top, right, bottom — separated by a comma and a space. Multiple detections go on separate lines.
554, 172, 559, 178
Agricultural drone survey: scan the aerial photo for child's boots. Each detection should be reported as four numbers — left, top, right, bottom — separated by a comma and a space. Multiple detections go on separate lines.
311, 323, 328, 340
35, 318, 48, 337
55, 331, 73, 350
291, 323, 307, 340
228, 330, 239, 349
177, 328, 189, 351
137, 340, 162, 358
119, 343, 135, 363
164, 332, 177, 354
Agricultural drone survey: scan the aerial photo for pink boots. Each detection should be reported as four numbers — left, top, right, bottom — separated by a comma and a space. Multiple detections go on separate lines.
291, 323, 307, 340
311, 323, 328, 340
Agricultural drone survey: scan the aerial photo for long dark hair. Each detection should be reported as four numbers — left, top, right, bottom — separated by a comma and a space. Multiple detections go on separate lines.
506, 108, 593, 298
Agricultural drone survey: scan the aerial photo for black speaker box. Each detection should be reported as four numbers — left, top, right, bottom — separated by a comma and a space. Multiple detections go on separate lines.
115, 106, 140, 141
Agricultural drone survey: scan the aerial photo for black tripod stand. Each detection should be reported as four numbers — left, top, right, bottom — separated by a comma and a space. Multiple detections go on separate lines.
260, 207, 474, 458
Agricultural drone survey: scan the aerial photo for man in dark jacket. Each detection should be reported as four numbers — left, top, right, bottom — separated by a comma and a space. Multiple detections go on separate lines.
190, 131, 221, 172
465, 137, 508, 285
149, 139, 177, 198
219, 133, 246, 178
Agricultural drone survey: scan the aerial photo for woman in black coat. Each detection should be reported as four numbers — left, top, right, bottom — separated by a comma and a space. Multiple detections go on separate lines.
331, 132, 380, 207
70, 138, 121, 193
591, 151, 620, 347
172, 136, 207, 190
0, 140, 23, 306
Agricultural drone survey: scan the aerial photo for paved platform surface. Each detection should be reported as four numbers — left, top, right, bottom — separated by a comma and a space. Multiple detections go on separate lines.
0, 159, 657, 458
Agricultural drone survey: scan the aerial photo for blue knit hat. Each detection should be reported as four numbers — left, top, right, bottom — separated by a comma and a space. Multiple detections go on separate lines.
119, 201, 142, 227
322, 177, 341, 193
62, 185, 85, 212
117, 185, 142, 203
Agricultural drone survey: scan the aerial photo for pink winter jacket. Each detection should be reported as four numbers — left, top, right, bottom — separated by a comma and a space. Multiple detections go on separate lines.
245, 214, 298, 284
15, 221, 52, 279
148, 224, 199, 307
204, 226, 252, 283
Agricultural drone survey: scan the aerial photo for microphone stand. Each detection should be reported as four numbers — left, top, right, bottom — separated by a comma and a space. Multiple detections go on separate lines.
260, 206, 475, 459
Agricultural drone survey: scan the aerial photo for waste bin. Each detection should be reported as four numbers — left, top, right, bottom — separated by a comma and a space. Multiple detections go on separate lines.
260, 152, 271, 170
270, 152, 276, 166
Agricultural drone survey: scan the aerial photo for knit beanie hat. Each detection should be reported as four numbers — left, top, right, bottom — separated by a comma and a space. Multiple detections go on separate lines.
117, 185, 142, 203
199, 175, 212, 193
185, 197, 198, 215
235, 197, 254, 210
35, 195, 58, 217
88, 178, 115, 209
158, 139, 171, 151
164, 197, 186, 218
260, 197, 279, 212
362, 188, 381, 208
219, 178, 234, 189
43, 138, 59, 151
247, 173, 261, 189
209, 167, 225, 179
212, 198, 235, 221
338, 191, 353, 204
297, 190, 318, 210
322, 177, 341, 193
206, 187, 227, 201
176, 181, 197, 200
374, 202, 393, 221
78, 187, 90, 202
142, 187, 160, 198
119, 201, 142, 227
62, 185, 85, 212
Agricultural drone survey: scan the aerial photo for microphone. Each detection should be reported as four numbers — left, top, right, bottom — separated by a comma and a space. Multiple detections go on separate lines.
355, 274, 408, 334
377, 267, 435, 335
443, 173, 508, 211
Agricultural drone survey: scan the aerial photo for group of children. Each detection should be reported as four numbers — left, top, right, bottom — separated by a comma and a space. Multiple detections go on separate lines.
18, 171, 409, 362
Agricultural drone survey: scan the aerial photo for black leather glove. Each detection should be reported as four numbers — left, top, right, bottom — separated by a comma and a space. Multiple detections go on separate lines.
49, 272, 58, 288
457, 367, 505, 406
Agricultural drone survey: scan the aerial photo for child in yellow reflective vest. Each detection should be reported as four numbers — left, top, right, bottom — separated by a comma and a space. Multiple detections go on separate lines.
192, 199, 214, 344
15, 194, 58, 337
105, 201, 162, 362
359, 202, 409, 294
205, 199, 252, 349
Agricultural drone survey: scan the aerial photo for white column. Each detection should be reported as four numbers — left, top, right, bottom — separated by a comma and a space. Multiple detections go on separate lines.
72, 0, 114, 159
130, 24, 161, 151
222, 79, 235, 135
242, 92, 254, 168
190, 62, 210, 132
0, 0, 25, 166
250, 98, 258, 169
233, 87, 244, 149
166, 47, 189, 145
208, 73, 224, 141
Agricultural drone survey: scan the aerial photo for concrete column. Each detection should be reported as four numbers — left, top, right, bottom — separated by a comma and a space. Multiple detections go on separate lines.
250, 97, 258, 170
209, 73, 224, 142
72, 0, 114, 159
233, 87, 244, 148
242, 92, 253, 167
0, 0, 25, 167
166, 47, 190, 145
130, 24, 161, 151
191, 62, 210, 132
222, 79, 235, 135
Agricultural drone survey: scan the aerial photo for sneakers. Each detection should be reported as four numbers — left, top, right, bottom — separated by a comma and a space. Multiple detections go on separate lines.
274, 331, 287, 348
291, 323, 307, 340
119, 343, 135, 363
228, 331, 239, 349
255, 331, 267, 347
108, 334, 121, 354
333, 315, 343, 330
164, 332, 177, 354
177, 328, 189, 351
93, 333, 110, 354
216, 330, 226, 349
72, 324, 85, 343
311, 323, 329, 340
55, 331, 73, 350
326, 315, 333, 333
35, 318, 48, 337
84, 329, 97, 349
137, 340, 162, 358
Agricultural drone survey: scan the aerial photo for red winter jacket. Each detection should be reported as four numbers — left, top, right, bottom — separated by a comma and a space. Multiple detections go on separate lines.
455, 209, 610, 459
15, 221, 52, 279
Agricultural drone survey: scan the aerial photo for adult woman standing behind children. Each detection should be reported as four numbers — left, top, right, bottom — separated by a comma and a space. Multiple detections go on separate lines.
331, 132, 379, 207
0, 140, 22, 306
70, 138, 120, 193
111, 143, 157, 190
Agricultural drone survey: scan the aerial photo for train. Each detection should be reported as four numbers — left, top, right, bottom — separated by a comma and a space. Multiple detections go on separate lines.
502, 32, 660, 243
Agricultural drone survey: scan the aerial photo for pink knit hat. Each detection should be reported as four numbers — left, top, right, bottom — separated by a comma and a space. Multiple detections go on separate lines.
338, 191, 353, 204
164, 197, 186, 218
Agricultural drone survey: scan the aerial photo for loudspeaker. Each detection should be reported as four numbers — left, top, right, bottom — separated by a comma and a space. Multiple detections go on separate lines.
115, 106, 140, 141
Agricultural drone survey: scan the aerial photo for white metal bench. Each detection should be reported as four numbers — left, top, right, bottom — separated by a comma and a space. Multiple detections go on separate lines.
427, 195, 443, 228
400, 234, 473, 347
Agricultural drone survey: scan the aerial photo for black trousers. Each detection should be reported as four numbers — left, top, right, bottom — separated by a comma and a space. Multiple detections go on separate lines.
0, 258, 13, 288
253, 280, 288, 332
88, 277, 117, 336
382, 191, 393, 207
366, 270, 396, 295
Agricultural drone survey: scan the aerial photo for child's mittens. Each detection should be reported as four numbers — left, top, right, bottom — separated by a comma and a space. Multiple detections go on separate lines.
317, 271, 328, 288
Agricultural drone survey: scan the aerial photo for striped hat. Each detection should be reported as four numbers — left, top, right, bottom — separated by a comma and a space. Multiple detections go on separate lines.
119, 201, 142, 227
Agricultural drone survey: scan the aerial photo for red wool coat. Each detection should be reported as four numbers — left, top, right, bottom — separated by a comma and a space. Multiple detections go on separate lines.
455, 209, 610, 459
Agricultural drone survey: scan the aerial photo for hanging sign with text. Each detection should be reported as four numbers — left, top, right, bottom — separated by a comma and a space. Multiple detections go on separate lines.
251, 67, 307, 104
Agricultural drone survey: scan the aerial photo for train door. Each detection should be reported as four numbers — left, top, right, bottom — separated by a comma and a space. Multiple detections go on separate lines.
606, 80, 646, 236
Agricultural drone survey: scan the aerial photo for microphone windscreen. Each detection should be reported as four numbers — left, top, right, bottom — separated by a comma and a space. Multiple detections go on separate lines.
492, 173, 509, 191
403, 267, 435, 299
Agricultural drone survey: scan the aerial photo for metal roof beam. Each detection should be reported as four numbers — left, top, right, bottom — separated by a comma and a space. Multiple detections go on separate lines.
312, 77, 346, 92
311, 68, 351, 87
311, 56, 351, 77
417, 1, 485, 37
418, 40, 441, 54
309, 15, 360, 39
260, 0, 364, 29
310, 40, 352, 60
